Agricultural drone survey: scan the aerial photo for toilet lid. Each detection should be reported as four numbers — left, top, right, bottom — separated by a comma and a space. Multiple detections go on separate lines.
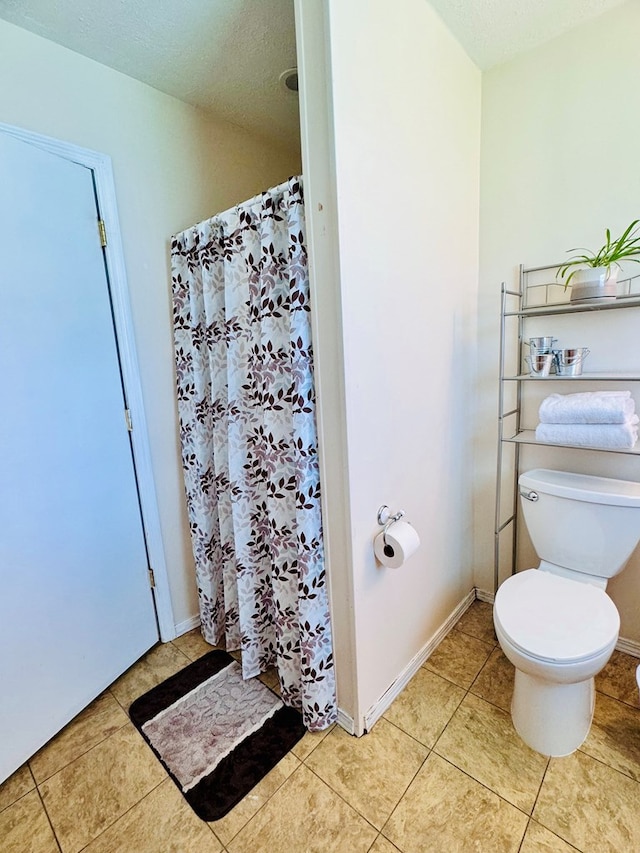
494, 569, 620, 663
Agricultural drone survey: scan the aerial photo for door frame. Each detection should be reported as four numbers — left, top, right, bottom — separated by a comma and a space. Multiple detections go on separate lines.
0, 121, 175, 641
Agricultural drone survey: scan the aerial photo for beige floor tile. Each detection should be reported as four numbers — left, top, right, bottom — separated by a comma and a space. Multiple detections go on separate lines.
291, 723, 334, 761
581, 692, 640, 781
595, 650, 640, 707
82, 778, 221, 853
227, 764, 377, 853
383, 752, 528, 853
0, 788, 60, 853
209, 752, 300, 847
109, 641, 191, 709
470, 646, 515, 712
520, 820, 579, 852
29, 692, 129, 783
39, 724, 166, 853
369, 835, 401, 852
0, 763, 35, 813
453, 600, 497, 645
534, 750, 640, 852
257, 666, 281, 694
171, 627, 219, 662
305, 718, 426, 829
423, 630, 494, 689
435, 693, 548, 813
383, 668, 465, 747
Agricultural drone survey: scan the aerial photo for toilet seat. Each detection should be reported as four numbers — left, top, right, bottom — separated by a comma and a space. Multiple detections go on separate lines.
494, 569, 620, 664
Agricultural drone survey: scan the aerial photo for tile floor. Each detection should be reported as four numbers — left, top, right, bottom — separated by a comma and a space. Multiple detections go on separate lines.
3, 600, 640, 852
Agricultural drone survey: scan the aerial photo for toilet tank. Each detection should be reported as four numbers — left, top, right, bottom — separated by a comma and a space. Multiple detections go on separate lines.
519, 469, 640, 580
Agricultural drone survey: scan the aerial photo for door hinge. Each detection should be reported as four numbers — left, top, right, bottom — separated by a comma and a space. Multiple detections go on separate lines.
98, 219, 107, 248
124, 409, 133, 431
148, 567, 156, 588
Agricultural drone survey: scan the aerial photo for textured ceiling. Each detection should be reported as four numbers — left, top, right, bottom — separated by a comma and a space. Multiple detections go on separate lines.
0, 0, 300, 153
0, 0, 630, 153
428, 0, 629, 69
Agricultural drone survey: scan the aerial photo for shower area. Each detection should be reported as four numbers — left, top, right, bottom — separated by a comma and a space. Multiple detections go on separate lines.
170, 176, 336, 731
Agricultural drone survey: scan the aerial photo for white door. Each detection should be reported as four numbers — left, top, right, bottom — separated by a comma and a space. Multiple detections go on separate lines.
0, 132, 159, 782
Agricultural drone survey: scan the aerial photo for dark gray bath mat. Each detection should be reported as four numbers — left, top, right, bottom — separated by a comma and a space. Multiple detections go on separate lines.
129, 649, 306, 820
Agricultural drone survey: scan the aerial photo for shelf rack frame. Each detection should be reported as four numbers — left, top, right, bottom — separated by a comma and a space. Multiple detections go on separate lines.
493, 264, 640, 594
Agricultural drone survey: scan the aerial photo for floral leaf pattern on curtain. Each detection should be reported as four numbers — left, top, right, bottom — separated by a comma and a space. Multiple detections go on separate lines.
171, 177, 336, 730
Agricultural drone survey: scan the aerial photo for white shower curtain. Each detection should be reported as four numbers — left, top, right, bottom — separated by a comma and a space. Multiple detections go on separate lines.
171, 177, 336, 730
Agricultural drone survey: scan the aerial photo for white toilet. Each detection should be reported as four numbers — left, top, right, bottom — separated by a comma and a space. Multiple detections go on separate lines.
494, 468, 640, 757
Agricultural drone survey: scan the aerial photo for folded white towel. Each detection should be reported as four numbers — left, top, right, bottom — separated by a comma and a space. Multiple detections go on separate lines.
539, 391, 635, 424
536, 418, 639, 449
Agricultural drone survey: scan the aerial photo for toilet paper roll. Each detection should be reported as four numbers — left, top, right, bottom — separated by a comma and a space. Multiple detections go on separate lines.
374, 520, 420, 569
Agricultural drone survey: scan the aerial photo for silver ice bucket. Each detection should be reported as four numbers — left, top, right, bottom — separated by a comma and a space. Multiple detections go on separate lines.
526, 352, 555, 377
554, 347, 590, 376
526, 336, 556, 354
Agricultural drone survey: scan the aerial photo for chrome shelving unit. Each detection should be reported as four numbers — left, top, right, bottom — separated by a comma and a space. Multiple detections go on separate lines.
494, 264, 640, 594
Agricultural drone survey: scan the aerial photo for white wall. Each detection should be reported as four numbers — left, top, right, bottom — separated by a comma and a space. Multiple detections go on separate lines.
477, 1, 640, 641
294, 0, 357, 716
0, 19, 301, 631
299, 0, 481, 730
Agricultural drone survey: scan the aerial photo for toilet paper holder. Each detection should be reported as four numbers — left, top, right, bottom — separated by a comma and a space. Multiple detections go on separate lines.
377, 505, 406, 544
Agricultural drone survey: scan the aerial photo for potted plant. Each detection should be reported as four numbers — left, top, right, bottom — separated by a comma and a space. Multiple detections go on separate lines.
557, 219, 640, 304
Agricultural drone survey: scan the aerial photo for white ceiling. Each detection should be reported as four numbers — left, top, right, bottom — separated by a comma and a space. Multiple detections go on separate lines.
427, 0, 628, 69
0, 0, 630, 151
0, 0, 300, 152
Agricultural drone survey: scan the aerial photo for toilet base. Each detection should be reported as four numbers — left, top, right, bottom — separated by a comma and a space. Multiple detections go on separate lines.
511, 670, 595, 757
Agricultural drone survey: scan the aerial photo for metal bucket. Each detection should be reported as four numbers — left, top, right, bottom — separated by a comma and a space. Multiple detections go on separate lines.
525, 336, 556, 353
554, 347, 590, 376
526, 352, 554, 377
524, 337, 557, 375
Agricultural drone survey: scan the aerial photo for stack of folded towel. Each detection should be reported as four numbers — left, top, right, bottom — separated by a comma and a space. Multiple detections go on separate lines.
536, 391, 639, 449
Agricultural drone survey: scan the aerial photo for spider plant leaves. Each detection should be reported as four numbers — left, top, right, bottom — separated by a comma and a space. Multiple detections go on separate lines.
614, 218, 639, 248
557, 219, 640, 288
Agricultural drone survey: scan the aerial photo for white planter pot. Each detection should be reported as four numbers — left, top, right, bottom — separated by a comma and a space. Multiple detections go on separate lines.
569, 267, 618, 304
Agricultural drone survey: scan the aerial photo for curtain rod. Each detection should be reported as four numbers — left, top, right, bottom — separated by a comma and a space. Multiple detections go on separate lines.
175, 176, 302, 239
212, 175, 301, 224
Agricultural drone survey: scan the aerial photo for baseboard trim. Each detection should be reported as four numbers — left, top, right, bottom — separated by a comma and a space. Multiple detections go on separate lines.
336, 708, 356, 735
361, 589, 476, 733
174, 614, 201, 638
616, 636, 640, 658
475, 588, 495, 604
